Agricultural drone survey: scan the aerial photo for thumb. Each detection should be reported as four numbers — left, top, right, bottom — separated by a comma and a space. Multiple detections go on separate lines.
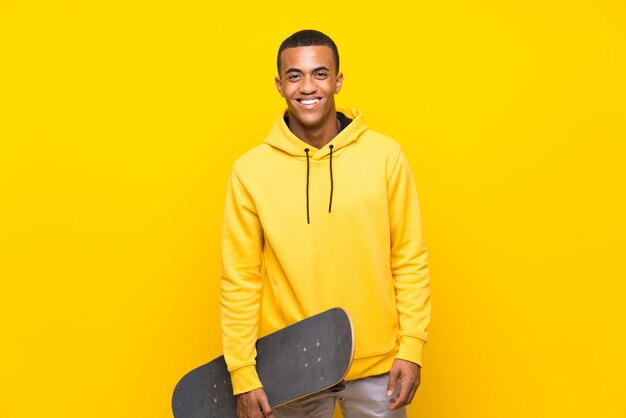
387, 368, 399, 397
259, 393, 273, 417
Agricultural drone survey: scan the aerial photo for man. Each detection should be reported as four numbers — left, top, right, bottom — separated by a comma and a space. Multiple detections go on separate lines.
220, 30, 430, 418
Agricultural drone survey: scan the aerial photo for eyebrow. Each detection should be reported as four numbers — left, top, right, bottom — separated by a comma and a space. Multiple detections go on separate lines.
285, 66, 331, 75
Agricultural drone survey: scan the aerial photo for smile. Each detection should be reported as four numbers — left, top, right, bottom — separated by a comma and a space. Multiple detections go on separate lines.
297, 98, 321, 105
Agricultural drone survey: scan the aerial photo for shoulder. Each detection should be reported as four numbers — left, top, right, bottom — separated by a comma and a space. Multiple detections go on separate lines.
357, 130, 414, 180
232, 143, 274, 176
359, 129, 404, 159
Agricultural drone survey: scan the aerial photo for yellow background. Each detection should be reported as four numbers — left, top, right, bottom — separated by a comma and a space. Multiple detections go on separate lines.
1, 1, 625, 417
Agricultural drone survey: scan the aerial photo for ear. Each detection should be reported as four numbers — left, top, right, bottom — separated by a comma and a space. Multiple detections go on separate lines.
334, 72, 344, 94
275, 76, 285, 97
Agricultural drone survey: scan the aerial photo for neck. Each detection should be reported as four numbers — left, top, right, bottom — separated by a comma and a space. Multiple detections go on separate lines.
287, 111, 339, 149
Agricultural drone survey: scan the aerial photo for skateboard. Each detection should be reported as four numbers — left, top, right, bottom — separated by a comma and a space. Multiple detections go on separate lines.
172, 307, 354, 418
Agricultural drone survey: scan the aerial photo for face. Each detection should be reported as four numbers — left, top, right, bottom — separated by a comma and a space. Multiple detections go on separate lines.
275, 46, 343, 131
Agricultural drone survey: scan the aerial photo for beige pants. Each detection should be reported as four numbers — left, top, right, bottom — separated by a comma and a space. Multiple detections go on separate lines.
273, 373, 408, 418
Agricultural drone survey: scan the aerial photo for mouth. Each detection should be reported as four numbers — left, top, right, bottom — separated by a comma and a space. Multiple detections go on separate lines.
296, 98, 321, 107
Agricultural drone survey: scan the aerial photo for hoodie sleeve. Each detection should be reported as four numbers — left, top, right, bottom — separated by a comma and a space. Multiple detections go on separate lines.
220, 167, 264, 394
387, 148, 431, 366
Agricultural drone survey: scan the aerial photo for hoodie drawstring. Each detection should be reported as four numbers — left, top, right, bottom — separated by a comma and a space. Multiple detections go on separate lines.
305, 148, 310, 224
304, 145, 335, 224
328, 145, 334, 213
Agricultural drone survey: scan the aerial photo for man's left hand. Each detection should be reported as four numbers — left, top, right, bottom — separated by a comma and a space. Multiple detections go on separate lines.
386, 359, 421, 410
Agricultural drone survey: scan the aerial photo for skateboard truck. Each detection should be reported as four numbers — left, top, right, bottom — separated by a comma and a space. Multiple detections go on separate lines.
326, 380, 346, 392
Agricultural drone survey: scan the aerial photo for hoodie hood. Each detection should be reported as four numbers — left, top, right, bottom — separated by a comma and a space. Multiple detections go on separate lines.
263, 108, 368, 159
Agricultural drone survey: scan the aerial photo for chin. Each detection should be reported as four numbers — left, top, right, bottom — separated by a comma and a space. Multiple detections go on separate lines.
290, 112, 323, 128
302, 116, 324, 127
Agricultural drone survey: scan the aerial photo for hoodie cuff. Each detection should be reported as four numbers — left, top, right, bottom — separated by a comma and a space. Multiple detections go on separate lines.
230, 365, 263, 395
396, 336, 426, 367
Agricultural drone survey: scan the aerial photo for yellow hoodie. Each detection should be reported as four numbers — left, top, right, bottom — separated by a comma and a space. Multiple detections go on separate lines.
220, 108, 430, 395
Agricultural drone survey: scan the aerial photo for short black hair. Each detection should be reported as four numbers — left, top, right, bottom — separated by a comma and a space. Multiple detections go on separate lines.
277, 29, 340, 75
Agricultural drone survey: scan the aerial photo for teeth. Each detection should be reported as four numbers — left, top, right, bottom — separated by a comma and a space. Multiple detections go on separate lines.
300, 99, 320, 105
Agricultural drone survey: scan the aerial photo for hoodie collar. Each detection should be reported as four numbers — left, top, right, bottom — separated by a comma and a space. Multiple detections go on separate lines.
264, 108, 368, 159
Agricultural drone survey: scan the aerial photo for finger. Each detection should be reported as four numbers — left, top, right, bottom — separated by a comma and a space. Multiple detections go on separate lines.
386, 369, 399, 397
406, 373, 421, 405
406, 382, 419, 405
389, 377, 413, 410
258, 393, 273, 417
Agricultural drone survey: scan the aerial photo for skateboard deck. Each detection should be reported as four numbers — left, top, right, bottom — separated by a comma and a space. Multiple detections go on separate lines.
172, 307, 354, 418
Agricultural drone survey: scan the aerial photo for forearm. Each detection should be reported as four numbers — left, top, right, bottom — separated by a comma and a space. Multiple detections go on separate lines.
220, 267, 263, 393
393, 255, 430, 365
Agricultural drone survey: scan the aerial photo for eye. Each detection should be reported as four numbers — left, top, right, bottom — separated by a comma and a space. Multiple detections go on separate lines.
288, 73, 302, 81
315, 72, 328, 78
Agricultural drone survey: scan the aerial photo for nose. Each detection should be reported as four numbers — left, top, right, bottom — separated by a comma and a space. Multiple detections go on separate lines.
299, 76, 317, 95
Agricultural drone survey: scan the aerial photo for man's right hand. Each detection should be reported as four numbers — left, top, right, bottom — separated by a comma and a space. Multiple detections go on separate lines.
236, 388, 273, 418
